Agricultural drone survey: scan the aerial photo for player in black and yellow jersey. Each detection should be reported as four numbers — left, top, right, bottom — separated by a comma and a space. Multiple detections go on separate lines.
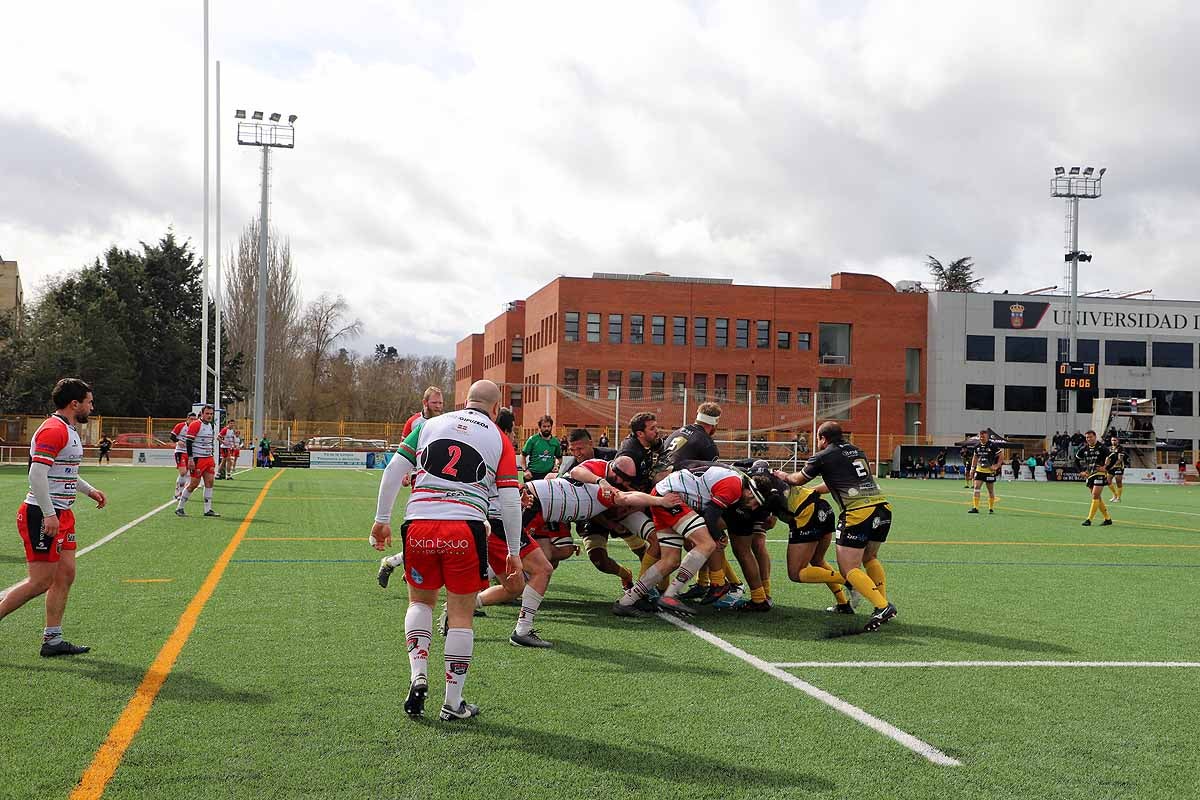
721, 461, 778, 611
1105, 435, 1126, 503
777, 421, 896, 631
968, 430, 1002, 514
1076, 430, 1112, 526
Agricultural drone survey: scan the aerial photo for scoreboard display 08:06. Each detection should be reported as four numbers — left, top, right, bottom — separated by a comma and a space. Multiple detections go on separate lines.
1055, 361, 1099, 393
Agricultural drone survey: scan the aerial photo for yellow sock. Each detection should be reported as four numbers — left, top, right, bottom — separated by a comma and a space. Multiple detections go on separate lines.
1088, 500, 1099, 521
617, 566, 633, 586
720, 554, 741, 585
1098, 498, 1110, 520
972, 493, 980, 509
638, 551, 658, 578
763, 578, 772, 598
708, 569, 725, 586
864, 558, 887, 602
988, 494, 996, 510
1115, 485, 1123, 500
697, 568, 711, 588
799, 565, 845, 585
750, 586, 767, 603
846, 568, 888, 609
831, 585, 848, 604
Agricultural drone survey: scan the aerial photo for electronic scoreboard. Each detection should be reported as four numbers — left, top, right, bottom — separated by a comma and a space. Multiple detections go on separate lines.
1055, 361, 1099, 393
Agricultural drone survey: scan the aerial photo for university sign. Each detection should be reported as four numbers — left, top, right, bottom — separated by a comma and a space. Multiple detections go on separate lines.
993, 300, 1200, 333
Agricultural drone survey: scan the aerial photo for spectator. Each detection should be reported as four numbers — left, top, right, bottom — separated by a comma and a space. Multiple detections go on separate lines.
97, 435, 112, 464
598, 433, 609, 449
936, 449, 947, 478
1180, 454, 1188, 479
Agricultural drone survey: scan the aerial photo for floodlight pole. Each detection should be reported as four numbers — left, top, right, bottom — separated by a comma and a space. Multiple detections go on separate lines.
200, 0, 210, 405
214, 60, 222, 423
254, 143, 270, 449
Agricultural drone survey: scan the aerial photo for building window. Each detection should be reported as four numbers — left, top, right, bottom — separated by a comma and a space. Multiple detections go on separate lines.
735, 319, 750, 349
563, 368, 579, 394
1004, 336, 1046, 364
796, 387, 811, 405
714, 374, 728, 401
735, 374, 749, 402
672, 372, 687, 401
965, 384, 994, 411
1059, 337, 1100, 363
796, 332, 811, 351
585, 369, 600, 399
694, 317, 708, 347
1104, 388, 1144, 399
965, 335, 995, 362
565, 312, 579, 343
905, 403, 921, 436
777, 386, 790, 405
1056, 388, 1069, 414
586, 313, 601, 343
607, 370, 621, 400
818, 323, 851, 364
673, 316, 687, 346
1153, 341, 1193, 369
630, 315, 645, 345
905, 348, 921, 393
651, 371, 665, 400
715, 318, 729, 348
629, 371, 644, 400
509, 386, 523, 407
1004, 385, 1047, 412
511, 336, 523, 363
777, 330, 791, 349
693, 374, 707, 401
756, 320, 770, 349
608, 314, 623, 344
651, 315, 666, 345
1105, 340, 1147, 367
755, 375, 770, 405
1079, 392, 1094, 414
1153, 389, 1194, 417
818, 378, 852, 416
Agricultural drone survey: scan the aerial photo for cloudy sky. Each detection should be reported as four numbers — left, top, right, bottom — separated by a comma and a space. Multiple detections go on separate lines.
3, 1, 1198, 356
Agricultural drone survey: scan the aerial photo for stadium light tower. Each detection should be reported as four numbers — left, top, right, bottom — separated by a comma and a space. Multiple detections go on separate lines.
237, 109, 297, 450
1051, 165, 1105, 429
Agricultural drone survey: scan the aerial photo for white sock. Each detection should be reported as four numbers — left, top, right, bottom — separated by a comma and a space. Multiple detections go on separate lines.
444, 628, 474, 708
404, 603, 433, 682
665, 549, 709, 598
203, 487, 214, 512
177, 488, 193, 509
475, 595, 484, 609
619, 563, 664, 606
514, 587, 544, 635
175, 475, 187, 495
384, 552, 405, 569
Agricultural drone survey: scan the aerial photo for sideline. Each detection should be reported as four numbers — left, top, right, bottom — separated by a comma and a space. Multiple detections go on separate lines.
771, 660, 1200, 668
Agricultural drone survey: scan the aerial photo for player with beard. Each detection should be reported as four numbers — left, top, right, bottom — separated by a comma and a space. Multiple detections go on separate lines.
1076, 430, 1113, 527
968, 430, 1002, 514
0, 378, 108, 657
175, 405, 220, 517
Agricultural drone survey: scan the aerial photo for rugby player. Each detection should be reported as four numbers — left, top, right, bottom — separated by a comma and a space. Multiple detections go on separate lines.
721, 461, 777, 611
1106, 435, 1126, 503
175, 405, 220, 517
959, 443, 973, 488
170, 412, 197, 499
371, 380, 522, 721
218, 420, 238, 479
612, 462, 763, 617
968, 429, 1002, 514
568, 452, 653, 590
1076, 430, 1113, 526
776, 421, 896, 631
0, 378, 107, 657
401, 387, 444, 487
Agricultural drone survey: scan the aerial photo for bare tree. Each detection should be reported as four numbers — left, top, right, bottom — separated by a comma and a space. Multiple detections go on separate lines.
298, 293, 363, 420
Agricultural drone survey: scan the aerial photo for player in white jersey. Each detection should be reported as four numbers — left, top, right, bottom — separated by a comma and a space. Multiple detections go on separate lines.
175, 405, 220, 517
218, 423, 239, 479
170, 412, 197, 499
1, 378, 107, 657
612, 462, 763, 617
371, 380, 523, 721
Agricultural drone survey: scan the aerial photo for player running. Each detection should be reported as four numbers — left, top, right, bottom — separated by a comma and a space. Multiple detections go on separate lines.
1076, 430, 1113, 526
170, 412, 197, 499
968, 429, 1002, 514
776, 421, 896, 632
371, 380, 523, 721
1106, 435, 1126, 503
0, 378, 107, 657
175, 405, 220, 517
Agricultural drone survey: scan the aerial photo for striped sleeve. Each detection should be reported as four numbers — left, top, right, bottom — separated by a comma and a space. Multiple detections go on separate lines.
709, 475, 744, 508
31, 422, 67, 466
396, 424, 422, 465
496, 433, 519, 489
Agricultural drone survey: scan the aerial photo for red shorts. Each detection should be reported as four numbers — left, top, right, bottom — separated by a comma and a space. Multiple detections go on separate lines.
485, 518, 540, 576
175, 452, 189, 469
220, 448, 231, 460
403, 519, 489, 594
17, 504, 77, 563
651, 497, 705, 548
190, 456, 216, 478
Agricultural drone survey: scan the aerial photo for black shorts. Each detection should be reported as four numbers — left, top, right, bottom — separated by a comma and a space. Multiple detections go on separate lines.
974, 472, 997, 484
1109, 469, 1124, 477
835, 503, 892, 549
1086, 474, 1108, 488
788, 501, 836, 544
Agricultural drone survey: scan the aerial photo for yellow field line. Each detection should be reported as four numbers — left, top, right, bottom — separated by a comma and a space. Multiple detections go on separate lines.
889, 491, 1200, 535
70, 470, 284, 800
243, 536, 360, 541
121, 579, 174, 583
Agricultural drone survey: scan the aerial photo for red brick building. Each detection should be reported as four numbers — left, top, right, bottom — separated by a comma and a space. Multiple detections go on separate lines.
456, 272, 927, 463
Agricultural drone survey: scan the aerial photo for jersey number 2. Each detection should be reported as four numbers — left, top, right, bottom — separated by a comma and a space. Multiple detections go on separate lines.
443, 446, 462, 477
853, 459, 870, 479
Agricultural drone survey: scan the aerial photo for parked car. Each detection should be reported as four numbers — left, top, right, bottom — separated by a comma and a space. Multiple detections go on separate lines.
112, 433, 173, 448
305, 436, 388, 451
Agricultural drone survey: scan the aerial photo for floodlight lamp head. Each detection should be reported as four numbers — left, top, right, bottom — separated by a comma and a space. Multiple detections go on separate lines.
1083, 167, 1094, 176
269, 112, 281, 122
234, 109, 246, 119
251, 111, 264, 120
288, 114, 298, 124
1054, 166, 1065, 176
1098, 167, 1106, 177
1069, 166, 1080, 175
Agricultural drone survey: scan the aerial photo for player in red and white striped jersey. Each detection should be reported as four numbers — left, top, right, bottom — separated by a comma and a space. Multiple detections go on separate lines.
175, 405, 220, 517
218, 423, 238, 479
170, 412, 197, 499
1, 378, 107, 657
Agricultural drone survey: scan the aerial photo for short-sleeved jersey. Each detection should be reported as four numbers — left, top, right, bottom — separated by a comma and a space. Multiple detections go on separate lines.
1076, 443, 1110, 477
485, 428, 518, 518
219, 427, 238, 449
617, 434, 659, 491
662, 424, 719, 469
173, 421, 190, 453
655, 464, 744, 511
521, 433, 562, 474
185, 420, 217, 458
971, 441, 1002, 474
398, 408, 518, 522
527, 478, 618, 523
402, 411, 431, 439
1105, 445, 1127, 473
780, 484, 826, 530
800, 441, 887, 512
25, 414, 84, 511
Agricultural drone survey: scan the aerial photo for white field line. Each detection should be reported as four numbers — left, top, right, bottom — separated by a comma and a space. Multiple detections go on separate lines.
894, 483, 1200, 518
76, 467, 252, 557
770, 660, 1200, 669
658, 613, 961, 767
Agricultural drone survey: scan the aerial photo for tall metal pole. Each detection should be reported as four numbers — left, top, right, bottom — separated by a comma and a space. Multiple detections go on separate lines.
746, 389, 752, 458
1067, 195, 1080, 432
874, 394, 882, 478
200, 0, 210, 405
614, 386, 620, 441
253, 144, 270, 449
214, 60, 222, 422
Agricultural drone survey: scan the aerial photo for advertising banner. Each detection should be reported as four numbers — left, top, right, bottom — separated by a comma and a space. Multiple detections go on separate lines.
310, 451, 370, 469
